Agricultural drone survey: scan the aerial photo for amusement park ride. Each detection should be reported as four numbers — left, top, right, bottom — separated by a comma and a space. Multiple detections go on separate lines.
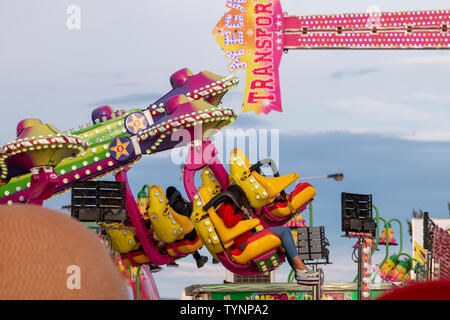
1, 0, 449, 300
0, 67, 318, 298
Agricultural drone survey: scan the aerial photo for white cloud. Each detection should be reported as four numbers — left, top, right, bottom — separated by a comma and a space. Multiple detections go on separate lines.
398, 131, 450, 142
277, 96, 450, 142
401, 92, 450, 104
279, 127, 450, 142
400, 55, 450, 70
326, 97, 439, 123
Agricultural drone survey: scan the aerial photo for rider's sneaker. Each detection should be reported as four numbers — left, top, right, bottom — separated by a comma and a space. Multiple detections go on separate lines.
295, 268, 320, 283
196, 256, 208, 268
149, 265, 163, 273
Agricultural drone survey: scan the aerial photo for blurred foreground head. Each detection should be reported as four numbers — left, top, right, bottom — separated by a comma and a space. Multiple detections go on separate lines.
378, 280, 450, 300
0, 204, 129, 300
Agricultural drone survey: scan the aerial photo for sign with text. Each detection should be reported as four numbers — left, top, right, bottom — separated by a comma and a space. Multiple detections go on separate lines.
213, 0, 284, 114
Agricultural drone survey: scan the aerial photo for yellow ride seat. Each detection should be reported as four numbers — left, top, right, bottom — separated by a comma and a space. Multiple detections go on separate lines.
190, 187, 224, 259
171, 210, 195, 237
266, 183, 316, 219
230, 230, 282, 265
166, 235, 203, 256
193, 187, 284, 266
192, 187, 263, 250
205, 203, 262, 250
229, 149, 298, 208
102, 222, 140, 254
201, 166, 222, 196
146, 185, 184, 244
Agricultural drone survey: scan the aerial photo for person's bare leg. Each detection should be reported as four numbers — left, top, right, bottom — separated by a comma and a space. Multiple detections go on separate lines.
292, 256, 306, 271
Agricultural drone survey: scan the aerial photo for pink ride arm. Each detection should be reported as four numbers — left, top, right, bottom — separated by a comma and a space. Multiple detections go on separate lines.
183, 141, 229, 202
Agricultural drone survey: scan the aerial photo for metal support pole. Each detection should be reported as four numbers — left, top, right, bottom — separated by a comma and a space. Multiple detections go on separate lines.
426, 251, 434, 281
357, 237, 372, 300
312, 264, 319, 300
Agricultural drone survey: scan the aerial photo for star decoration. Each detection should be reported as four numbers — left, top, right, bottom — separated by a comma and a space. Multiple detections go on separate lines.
126, 113, 147, 134
111, 139, 130, 159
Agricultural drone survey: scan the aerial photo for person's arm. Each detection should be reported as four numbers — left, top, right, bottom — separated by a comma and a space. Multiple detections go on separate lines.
220, 203, 244, 228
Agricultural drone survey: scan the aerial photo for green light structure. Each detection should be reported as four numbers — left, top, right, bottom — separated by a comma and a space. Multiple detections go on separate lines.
351, 205, 420, 283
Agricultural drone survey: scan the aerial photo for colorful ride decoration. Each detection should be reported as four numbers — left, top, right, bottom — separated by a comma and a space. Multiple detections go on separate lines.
379, 223, 398, 246
379, 254, 400, 281
0, 119, 88, 182
379, 254, 414, 283
214, 1, 450, 114
0, 68, 238, 207
137, 185, 149, 215
0, 119, 89, 205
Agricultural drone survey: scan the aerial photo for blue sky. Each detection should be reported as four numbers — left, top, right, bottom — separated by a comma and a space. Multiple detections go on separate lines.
1, 0, 449, 298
